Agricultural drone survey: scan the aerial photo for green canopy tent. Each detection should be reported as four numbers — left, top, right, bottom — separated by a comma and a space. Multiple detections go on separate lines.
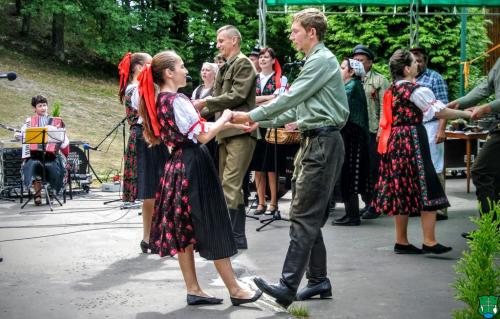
258, 0, 500, 95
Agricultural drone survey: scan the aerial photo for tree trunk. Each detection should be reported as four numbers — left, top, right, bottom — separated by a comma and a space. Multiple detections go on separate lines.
52, 12, 65, 61
15, 0, 22, 16
21, 14, 31, 36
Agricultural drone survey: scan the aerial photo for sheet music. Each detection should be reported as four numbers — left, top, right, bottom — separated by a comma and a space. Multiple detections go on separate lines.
47, 126, 66, 143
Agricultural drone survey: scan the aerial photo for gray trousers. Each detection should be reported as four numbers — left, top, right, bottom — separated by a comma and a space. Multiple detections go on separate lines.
471, 130, 500, 216
281, 130, 344, 291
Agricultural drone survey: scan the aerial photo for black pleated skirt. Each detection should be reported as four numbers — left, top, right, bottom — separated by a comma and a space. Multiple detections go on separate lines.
339, 122, 370, 201
183, 143, 237, 260
135, 127, 169, 200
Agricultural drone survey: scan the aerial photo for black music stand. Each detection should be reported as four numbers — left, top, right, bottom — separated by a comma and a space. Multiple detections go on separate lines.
21, 127, 64, 211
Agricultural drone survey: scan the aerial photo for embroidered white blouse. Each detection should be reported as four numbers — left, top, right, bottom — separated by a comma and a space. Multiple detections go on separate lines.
172, 94, 208, 143
126, 84, 143, 125
397, 80, 446, 122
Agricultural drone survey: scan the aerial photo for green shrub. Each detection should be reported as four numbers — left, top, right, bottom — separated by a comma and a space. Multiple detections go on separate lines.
453, 201, 500, 319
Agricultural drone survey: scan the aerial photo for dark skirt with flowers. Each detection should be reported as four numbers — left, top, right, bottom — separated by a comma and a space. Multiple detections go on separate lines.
123, 125, 169, 201
373, 124, 450, 216
150, 142, 237, 260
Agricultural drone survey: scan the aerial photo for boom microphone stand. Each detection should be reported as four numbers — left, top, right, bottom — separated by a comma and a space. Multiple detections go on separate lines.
256, 61, 302, 231
256, 126, 289, 231
100, 117, 131, 206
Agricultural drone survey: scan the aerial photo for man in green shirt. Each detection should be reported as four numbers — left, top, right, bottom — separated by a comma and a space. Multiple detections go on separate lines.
193, 25, 257, 250
449, 57, 500, 226
352, 44, 390, 219
232, 8, 349, 308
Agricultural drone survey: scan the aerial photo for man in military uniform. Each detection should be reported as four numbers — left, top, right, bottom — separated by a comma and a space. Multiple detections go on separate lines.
193, 25, 257, 249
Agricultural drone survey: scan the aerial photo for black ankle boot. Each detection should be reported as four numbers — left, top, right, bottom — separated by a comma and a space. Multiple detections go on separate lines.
253, 277, 295, 308
295, 278, 332, 300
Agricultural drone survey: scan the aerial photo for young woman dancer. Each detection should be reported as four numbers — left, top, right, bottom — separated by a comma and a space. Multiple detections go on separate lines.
137, 50, 262, 306
373, 49, 472, 254
249, 47, 287, 215
118, 52, 169, 253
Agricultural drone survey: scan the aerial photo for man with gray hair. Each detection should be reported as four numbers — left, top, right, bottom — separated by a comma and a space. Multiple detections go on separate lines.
193, 25, 257, 250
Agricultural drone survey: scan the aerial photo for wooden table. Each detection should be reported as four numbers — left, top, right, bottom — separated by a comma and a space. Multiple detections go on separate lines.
445, 131, 489, 193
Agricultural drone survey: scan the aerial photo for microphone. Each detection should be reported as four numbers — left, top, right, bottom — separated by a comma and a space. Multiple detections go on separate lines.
284, 61, 305, 68
186, 75, 192, 82
0, 72, 17, 81
83, 143, 99, 151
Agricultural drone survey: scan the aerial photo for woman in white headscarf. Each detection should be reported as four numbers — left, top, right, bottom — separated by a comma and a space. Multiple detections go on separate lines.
332, 58, 371, 226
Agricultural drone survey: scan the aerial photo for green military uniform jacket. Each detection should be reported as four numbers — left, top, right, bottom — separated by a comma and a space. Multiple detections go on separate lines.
205, 52, 257, 140
363, 70, 390, 134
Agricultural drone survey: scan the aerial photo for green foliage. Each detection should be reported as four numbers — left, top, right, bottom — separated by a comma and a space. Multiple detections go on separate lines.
324, 6, 491, 100
288, 303, 310, 318
51, 100, 61, 117
0, 1, 492, 96
452, 201, 500, 319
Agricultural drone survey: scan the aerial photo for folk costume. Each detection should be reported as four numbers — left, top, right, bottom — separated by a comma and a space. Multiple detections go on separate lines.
122, 84, 168, 202
373, 80, 450, 216
249, 68, 288, 173
119, 53, 169, 203
140, 73, 237, 259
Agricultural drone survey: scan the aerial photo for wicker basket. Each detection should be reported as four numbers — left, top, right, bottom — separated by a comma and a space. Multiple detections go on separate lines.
265, 128, 301, 144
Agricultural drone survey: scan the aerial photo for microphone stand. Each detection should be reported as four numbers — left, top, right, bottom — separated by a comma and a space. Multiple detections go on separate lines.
101, 117, 130, 206
256, 63, 300, 231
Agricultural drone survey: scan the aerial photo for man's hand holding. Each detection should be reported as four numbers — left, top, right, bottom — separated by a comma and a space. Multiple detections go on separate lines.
231, 111, 252, 124
470, 104, 492, 121
446, 101, 460, 109
192, 99, 206, 111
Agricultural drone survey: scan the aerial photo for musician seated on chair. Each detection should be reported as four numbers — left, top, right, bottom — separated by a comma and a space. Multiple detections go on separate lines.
19, 95, 69, 205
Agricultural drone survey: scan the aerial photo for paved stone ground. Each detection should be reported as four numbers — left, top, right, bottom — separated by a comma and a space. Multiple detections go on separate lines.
0, 178, 479, 318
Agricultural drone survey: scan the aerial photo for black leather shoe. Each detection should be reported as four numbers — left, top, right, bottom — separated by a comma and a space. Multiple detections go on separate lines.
295, 278, 332, 301
140, 240, 148, 253
394, 243, 423, 254
422, 243, 452, 254
333, 214, 349, 223
253, 277, 294, 308
331, 218, 361, 226
230, 289, 262, 306
186, 294, 223, 305
361, 207, 379, 219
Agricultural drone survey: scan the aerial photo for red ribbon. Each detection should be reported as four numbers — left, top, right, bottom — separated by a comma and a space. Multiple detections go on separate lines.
137, 64, 161, 137
274, 59, 282, 89
118, 52, 131, 95
377, 87, 394, 154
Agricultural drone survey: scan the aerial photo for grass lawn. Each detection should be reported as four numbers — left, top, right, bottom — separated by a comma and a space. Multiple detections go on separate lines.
0, 45, 126, 178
